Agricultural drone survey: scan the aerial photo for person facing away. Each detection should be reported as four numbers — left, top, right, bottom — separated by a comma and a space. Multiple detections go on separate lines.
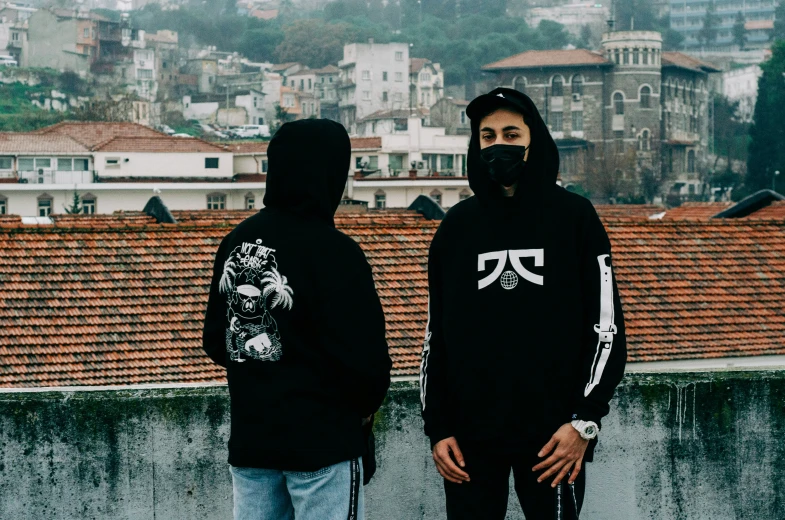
420, 87, 627, 519
202, 118, 392, 520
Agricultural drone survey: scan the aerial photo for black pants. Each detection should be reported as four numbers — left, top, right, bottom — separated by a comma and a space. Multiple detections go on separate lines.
444, 438, 586, 520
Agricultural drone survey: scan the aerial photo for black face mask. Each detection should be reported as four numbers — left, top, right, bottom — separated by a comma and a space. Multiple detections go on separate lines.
479, 144, 528, 187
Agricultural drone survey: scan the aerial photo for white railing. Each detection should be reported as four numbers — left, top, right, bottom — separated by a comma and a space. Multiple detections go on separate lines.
16, 170, 95, 184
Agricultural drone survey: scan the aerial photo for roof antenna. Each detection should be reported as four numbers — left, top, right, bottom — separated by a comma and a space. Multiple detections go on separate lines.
607, 0, 616, 31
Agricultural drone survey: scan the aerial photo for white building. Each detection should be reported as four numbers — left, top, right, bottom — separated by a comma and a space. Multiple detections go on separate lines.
338, 41, 411, 131
722, 64, 762, 123
525, 2, 610, 42
129, 47, 158, 102
234, 89, 266, 125
0, 121, 471, 217
409, 58, 443, 109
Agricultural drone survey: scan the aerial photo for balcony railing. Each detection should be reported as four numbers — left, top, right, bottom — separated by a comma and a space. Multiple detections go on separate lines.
15, 170, 96, 184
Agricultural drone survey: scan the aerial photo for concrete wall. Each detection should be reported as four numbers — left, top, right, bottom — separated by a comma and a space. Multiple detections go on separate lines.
2, 370, 785, 519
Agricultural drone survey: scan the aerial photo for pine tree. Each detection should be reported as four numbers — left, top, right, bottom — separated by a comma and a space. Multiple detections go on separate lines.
64, 191, 82, 214
732, 11, 746, 50
697, 1, 720, 47
747, 40, 785, 192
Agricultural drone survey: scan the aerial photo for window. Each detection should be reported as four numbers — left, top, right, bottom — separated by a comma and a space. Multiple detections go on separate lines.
439, 154, 454, 172
374, 190, 386, 209
460, 110, 466, 124
83, 28, 89, 38
459, 190, 471, 201
614, 92, 624, 115
614, 49, 620, 64
395, 72, 403, 82
623, 48, 629, 64
633, 48, 639, 65
283, 94, 295, 107
0, 157, 12, 170
571, 75, 583, 95
687, 150, 696, 173
57, 158, 73, 171
38, 196, 52, 217
640, 86, 651, 108
552, 76, 564, 97
513, 76, 526, 93
382, 91, 388, 102
614, 130, 624, 154
395, 51, 403, 61
572, 111, 583, 131
262, 160, 269, 173
207, 193, 226, 210
389, 155, 405, 171
205, 158, 219, 169
421, 73, 431, 82
551, 111, 563, 132
0, 197, 6, 214
363, 91, 371, 101
643, 48, 649, 65
362, 70, 370, 80
383, 71, 388, 81
308, 79, 312, 89
299, 79, 304, 90
638, 130, 651, 151
81, 195, 96, 215
430, 190, 442, 206
245, 193, 256, 210
105, 157, 121, 169
74, 159, 89, 171
355, 156, 378, 170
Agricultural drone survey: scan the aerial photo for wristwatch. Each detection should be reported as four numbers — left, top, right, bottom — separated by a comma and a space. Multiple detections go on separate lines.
571, 420, 599, 440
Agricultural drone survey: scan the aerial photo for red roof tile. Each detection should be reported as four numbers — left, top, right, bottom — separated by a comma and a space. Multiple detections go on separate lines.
37, 122, 168, 148
594, 204, 664, 220
744, 200, 785, 220
482, 49, 610, 70
661, 52, 722, 73
0, 214, 783, 387
663, 202, 733, 220
0, 133, 89, 154
93, 136, 228, 153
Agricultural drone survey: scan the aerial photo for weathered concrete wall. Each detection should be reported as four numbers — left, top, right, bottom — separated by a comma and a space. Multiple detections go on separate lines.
1, 370, 785, 519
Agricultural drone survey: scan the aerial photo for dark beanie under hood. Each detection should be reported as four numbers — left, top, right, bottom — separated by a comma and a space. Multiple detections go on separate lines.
466, 87, 560, 207
263, 119, 351, 225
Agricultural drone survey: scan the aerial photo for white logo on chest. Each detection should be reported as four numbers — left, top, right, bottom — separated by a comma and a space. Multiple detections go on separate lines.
478, 249, 544, 290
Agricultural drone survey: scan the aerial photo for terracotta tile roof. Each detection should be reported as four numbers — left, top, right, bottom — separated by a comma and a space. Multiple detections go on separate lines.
410, 58, 429, 74
228, 142, 269, 154
350, 137, 382, 149
661, 52, 722, 73
313, 65, 340, 75
594, 204, 664, 220
92, 136, 229, 153
1, 214, 783, 387
663, 202, 733, 220
0, 133, 89, 154
270, 62, 300, 72
37, 122, 168, 148
288, 68, 316, 77
744, 200, 785, 219
358, 108, 428, 122
482, 49, 610, 70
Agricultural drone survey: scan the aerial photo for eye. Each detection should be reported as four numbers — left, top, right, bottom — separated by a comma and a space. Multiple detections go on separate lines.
505, 133, 519, 139
481, 134, 494, 141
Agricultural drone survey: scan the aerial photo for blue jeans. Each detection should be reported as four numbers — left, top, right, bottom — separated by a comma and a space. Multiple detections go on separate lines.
230, 458, 364, 520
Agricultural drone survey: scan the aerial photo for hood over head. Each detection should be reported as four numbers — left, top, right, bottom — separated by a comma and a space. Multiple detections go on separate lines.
263, 119, 351, 225
465, 88, 559, 206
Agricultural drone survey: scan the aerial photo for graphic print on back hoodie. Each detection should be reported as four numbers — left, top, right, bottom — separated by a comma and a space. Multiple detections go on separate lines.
203, 119, 392, 471
420, 88, 627, 459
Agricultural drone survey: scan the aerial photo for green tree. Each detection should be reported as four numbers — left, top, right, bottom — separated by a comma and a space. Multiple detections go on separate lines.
747, 40, 785, 192
697, 1, 720, 47
614, 0, 657, 31
64, 191, 82, 214
578, 24, 593, 49
774, 1, 785, 41
732, 11, 746, 50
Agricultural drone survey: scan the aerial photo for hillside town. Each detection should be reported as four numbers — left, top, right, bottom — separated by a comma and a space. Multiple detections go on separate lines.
1, 1, 785, 519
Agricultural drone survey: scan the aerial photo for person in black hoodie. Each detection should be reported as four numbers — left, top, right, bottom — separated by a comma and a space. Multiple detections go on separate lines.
203, 119, 391, 520
421, 88, 627, 519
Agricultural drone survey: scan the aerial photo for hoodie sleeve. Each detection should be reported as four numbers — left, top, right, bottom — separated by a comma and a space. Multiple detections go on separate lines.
572, 206, 627, 428
314, 239, 392, 419
420, 227, 454, 446
202, 233, 232, 369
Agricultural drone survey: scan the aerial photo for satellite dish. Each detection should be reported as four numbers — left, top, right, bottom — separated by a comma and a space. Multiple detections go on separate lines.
360, 156, 370, 169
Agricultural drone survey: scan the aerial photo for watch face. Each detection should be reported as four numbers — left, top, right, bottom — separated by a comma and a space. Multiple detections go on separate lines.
585, 426, 596, 436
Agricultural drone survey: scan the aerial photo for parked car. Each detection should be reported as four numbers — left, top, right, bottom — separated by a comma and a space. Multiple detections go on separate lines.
199, 123, 229, 140
172, 133, 194, 138
231, 124, 271, 138
158, 124, 176, 135
0, 55, 18, 67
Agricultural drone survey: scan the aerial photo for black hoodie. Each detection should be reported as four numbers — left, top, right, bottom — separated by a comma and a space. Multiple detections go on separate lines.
203, 119, 392, 471
420, 88, 627, 458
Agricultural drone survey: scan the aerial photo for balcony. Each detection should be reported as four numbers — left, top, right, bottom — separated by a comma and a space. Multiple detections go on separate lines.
16, 170, 95, 184
336, 78, 356, 90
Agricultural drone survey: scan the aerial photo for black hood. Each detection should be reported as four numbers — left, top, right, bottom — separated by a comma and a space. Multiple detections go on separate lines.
263, 119, 351, 225
466, 88, 559, 205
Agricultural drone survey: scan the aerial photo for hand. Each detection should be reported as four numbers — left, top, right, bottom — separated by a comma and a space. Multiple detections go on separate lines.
432, 437, 470, 484
532, 423, 589, 488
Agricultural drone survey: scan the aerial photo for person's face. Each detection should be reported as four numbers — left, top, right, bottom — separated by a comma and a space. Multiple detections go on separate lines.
479, 108, 531, 161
